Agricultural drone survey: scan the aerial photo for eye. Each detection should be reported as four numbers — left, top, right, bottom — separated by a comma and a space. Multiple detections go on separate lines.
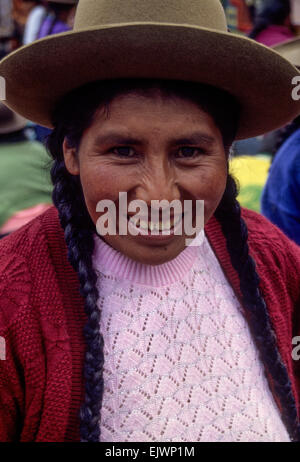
111, 146, 136, 157
176, 147, 205, 158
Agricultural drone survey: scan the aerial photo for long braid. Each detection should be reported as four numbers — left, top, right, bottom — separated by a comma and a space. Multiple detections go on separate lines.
51, 157, 104, 442
215, 173, 300, 441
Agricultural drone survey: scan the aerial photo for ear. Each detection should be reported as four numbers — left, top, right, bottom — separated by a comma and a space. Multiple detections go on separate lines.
63, 137, 80, 175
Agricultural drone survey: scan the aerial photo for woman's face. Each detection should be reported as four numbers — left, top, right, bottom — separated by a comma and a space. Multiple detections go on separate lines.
63, 90, 227, 265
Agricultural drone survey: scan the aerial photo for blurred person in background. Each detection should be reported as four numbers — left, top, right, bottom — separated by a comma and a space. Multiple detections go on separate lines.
232, 1, 293, 158
0, 0, 19, 59
261, 37, 300, 245
290, 0, 300, 35
249, 0, 294, 46
231, 0, 295, 213
37, 0, 77, 39
34, 0, 78, 143
0, 103, 52, 238
12, 0, 37, 43
23, 0, 46, 45
245, 0, 258, 22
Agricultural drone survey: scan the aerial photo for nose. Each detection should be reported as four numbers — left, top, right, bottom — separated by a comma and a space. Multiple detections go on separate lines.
132, 161, 181, 205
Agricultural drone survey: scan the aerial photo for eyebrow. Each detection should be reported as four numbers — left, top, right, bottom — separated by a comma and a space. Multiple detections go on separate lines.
93, 133, 144, 147
92, 131, 217, 147
171, 133, 216, 146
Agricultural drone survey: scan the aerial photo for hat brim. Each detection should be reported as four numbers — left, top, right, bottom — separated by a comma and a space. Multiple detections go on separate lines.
273, 37, 300, 68
0, 23, 299, 139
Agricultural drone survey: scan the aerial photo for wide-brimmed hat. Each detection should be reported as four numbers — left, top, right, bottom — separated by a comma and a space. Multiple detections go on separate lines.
273, 37, 300, 68
0, 0, 299, 140
0, 103, 27, 135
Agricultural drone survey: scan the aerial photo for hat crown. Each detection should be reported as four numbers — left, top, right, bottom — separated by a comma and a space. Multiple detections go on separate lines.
74, 0, 227, 31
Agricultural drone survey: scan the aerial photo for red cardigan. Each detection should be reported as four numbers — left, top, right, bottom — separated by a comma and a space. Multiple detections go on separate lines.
0, 206, 300, 442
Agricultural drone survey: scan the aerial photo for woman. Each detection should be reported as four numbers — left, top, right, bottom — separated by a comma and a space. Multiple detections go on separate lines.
0, 0, 300, 443
248, 0, 294, 47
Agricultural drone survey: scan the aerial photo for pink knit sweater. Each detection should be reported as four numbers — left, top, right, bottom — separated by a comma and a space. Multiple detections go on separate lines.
1, 207, 300, 442
93, 232, 290, 442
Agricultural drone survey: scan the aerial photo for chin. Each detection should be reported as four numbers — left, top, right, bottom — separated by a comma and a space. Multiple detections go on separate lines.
124, 240, 186, 266
105, 235, 186, 266
133, 251, 178, 266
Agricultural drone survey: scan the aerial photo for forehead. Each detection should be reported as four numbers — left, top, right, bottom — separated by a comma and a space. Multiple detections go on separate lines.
87, 89, 222, 139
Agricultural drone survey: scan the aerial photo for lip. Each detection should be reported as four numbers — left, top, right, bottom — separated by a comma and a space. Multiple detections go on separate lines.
127, 213, 183, 222
126, 213, 184, 227
133, 232, 176, 243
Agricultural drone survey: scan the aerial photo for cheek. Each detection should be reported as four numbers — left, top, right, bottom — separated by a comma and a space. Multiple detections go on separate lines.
181, 161, 227, 219
79, 163, 136, 224
183, 161, 227, 197
79, 165, 115, 222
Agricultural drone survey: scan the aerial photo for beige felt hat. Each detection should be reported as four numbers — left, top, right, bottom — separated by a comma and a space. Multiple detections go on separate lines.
0, 0, 300, 140
0, 103, 27, 135
273, 37, 300, 68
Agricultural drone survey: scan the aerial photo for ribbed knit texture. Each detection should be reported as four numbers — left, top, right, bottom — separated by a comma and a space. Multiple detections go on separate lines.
0, 207, 299, 441
93, 233, 290, 442
93, 231, 203, 287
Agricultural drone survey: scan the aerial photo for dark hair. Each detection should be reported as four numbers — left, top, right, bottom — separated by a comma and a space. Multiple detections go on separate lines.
47, 79, 300, 442
249, 0, 291, 40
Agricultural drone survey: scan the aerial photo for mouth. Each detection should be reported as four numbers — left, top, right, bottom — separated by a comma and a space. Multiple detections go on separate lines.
128, 214, 183, 232
122, 214, 183, 243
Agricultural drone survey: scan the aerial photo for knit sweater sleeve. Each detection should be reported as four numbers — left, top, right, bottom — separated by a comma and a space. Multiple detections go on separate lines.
0, 208, 84, 442
0, 251, 46, 442
279, 233, 300, 391
242, 209, 300, 401
243, 209, 300, 308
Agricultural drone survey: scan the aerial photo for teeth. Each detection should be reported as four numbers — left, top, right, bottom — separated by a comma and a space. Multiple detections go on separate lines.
159, 219, 171, 231
139, 220, 148, 230
174, 215, 182, 227
128, 216, 183, 232
164, 219, 171, 230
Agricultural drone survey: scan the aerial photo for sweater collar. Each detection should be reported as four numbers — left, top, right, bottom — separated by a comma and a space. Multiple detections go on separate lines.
92, 231, 204, 286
